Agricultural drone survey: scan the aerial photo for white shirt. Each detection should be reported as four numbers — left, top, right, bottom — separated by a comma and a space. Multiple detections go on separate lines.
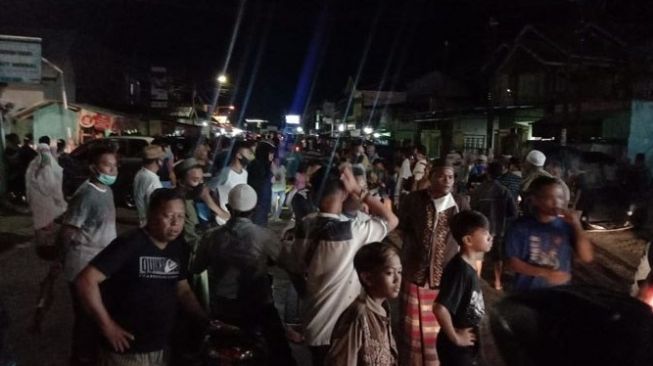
272, 163, 287, 192
216, 168, 248, 212
291, 212, 389, 346
433, 192, 458, 213
133, 167, 163, 226
400, 158, 413, 179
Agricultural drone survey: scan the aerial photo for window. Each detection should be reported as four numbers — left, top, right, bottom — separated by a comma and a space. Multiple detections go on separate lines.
464, 135, 486, 153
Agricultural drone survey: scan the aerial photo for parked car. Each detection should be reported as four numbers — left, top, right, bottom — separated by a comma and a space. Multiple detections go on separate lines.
62, 136, 153, 208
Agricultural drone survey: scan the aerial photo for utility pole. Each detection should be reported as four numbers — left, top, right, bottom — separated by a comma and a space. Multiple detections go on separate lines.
41, 57, 68, 110
0, 82, 8, 198
486, 17, 499, 154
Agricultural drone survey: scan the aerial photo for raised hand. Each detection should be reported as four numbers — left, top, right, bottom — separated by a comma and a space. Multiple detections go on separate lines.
340, 165, 361, 196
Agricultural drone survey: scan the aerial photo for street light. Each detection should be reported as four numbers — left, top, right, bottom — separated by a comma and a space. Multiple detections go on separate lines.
217, 74, 228, 84
338, 124, 345, 132
296, 126, 304, 134
363, 126, 373, 135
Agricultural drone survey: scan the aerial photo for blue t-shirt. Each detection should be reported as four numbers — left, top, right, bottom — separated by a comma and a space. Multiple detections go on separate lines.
505, 215, 575, 291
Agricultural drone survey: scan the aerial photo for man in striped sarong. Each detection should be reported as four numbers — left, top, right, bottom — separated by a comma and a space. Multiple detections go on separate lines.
398, 161, 469, 365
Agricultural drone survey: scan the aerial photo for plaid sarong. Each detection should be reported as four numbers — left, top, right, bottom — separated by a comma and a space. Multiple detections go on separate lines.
99, 349, 167, 366
399, 281, 440, 366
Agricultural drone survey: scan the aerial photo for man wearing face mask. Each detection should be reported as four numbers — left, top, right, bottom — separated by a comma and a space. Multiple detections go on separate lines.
60, 144, 119, 366
173, 159, 223, 247
133, 145, 165, 227
213, 140, 255, 222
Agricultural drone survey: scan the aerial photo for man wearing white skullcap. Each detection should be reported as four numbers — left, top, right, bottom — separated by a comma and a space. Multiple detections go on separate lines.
521, 150, 570, 207
190, 184, 297, 365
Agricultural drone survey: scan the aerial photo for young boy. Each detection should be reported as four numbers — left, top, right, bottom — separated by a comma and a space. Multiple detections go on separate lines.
505, 176, 593, 291
326, 242, 401, 366
434, 210, 493, 366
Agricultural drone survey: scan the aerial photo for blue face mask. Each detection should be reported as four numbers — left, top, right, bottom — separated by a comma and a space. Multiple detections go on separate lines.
97, 173, 117, 186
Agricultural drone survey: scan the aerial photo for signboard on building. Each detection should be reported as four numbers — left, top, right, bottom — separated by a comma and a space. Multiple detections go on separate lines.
150, 66, 168, 109
79, 109, 114, 131
285, 114, 300, 125
0, 35, 42, 84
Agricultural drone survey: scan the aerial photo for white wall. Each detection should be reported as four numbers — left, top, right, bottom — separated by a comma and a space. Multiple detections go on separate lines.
1, 86, 44, 111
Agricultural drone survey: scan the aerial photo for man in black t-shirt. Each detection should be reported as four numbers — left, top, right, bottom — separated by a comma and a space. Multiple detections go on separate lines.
76, 188, 208, 366
434, 211, 493, 366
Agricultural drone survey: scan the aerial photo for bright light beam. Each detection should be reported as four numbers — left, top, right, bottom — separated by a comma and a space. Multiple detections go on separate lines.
365, 4, 410, 126
301, 18, 330, 123
208, 0, 248, 118
316, 2, 385, 206
237, 3, 275, 127
339, 1, 384, 131
228, 5, 261, 111
289, 3, 329, 115
380, 2, 420, 120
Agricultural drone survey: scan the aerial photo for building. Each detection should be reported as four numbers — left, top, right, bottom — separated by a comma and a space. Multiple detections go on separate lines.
405, 70, 480, 157
328, 77, 407, 135
0, 28, 152, 144
486, 23, 632, 156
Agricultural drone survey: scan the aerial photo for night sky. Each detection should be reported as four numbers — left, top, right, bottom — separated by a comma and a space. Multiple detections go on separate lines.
1, 0, 651, 122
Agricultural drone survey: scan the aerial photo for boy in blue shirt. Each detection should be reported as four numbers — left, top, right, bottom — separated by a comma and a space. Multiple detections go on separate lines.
505, 176, 593, 291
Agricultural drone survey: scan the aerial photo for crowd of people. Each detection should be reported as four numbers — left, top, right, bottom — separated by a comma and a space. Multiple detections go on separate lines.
2, 132, 653, 366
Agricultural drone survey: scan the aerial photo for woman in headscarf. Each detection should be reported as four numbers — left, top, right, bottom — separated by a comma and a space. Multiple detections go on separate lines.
25, 143, 67, 257
247, 141, 276, 226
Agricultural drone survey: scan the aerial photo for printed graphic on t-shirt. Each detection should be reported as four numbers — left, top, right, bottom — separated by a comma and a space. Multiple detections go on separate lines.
466, 290, 485, 325
139, 256, 180, 279
527, 234, 562, 269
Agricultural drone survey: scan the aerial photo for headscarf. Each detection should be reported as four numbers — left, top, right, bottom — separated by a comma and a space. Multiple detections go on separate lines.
26, 143, 67, 229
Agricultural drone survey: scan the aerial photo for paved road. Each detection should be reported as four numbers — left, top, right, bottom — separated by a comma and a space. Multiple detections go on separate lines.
0, 207, 139, 366
0, 207, 647, 365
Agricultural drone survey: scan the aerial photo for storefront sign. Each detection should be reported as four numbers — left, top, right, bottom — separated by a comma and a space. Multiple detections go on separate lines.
79, 110, 114, 131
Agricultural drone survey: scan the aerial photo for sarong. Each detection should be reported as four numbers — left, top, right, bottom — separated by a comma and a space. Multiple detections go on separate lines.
399, 281, 440, 366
